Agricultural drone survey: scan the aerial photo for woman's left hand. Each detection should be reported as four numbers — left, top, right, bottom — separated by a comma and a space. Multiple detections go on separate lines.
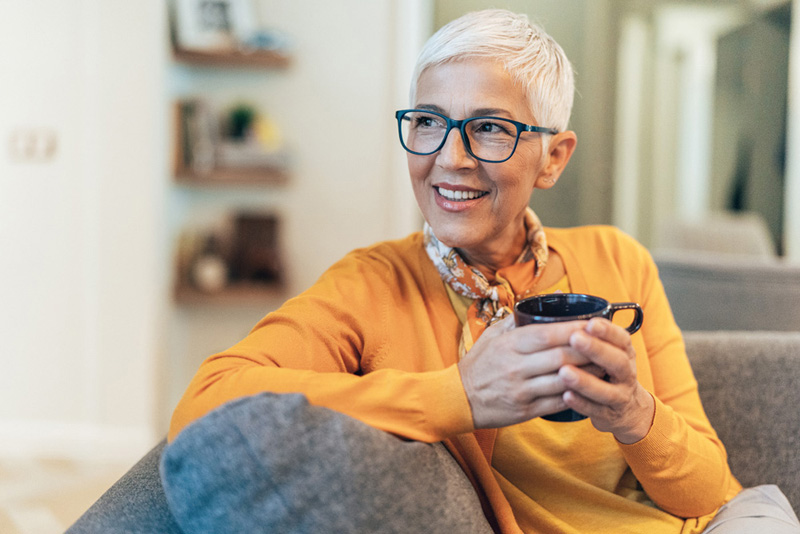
559, 318, 655, 444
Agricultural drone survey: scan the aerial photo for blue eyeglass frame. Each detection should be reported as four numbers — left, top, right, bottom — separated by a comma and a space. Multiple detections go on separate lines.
395, 108, 559, 163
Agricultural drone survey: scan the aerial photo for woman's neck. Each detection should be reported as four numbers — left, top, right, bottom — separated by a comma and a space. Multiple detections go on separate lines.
457, 230, 528, 282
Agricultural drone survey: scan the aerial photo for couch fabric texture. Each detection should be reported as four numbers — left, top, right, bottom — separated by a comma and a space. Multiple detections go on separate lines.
67, 331, 800, 533
159, 392, 493, 534
683, 331, 800, 512
655, 252, 800, 331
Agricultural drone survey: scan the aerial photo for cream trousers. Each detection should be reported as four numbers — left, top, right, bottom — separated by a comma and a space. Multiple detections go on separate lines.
703, 485, 800, 533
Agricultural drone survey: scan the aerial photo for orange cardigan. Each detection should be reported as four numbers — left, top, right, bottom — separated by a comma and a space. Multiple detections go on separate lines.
169, 226, 740, 533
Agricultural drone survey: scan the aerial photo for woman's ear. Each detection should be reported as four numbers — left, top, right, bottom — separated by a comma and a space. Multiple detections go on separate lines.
535, 131, 577, 189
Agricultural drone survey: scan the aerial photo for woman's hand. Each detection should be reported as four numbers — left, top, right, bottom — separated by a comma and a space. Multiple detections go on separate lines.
559, 318, 655, 444
458, 316, 601, 429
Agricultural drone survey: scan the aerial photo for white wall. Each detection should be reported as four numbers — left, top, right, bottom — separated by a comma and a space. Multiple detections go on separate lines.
786, 0, 800, 260
161, 0, 431, 428
0, 0, 167, 461
1, 0, 431, 458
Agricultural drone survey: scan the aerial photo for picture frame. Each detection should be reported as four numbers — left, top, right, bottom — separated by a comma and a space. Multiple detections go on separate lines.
172, 0, 257, 52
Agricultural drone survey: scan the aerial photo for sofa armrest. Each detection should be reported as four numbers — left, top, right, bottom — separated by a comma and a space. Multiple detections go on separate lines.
685, 330, 800, 515
67, 439, 183, 534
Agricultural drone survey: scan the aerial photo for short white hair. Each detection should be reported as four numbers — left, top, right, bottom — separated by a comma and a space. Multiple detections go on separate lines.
410, 9, 574, 133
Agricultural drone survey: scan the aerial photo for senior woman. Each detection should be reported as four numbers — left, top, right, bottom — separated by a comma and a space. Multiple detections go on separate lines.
165, 9, 799, 534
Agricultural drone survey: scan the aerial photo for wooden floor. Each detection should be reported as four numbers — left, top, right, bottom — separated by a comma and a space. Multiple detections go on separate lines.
0, 455, 130, 533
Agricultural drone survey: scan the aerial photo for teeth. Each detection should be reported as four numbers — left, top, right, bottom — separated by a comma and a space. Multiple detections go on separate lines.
437, 187, 485, 201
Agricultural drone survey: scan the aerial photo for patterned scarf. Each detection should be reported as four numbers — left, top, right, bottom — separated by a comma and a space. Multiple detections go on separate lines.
424, 207, 549, 357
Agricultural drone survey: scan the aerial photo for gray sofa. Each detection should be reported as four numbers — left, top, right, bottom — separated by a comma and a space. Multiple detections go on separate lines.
68, 330, 800, 532
655, 252, 800, 331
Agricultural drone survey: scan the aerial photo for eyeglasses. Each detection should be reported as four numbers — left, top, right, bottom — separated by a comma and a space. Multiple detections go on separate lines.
395, 109, 558, 163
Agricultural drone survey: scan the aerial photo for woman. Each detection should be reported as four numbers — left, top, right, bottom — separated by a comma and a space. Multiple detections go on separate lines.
167, 9, 799, 534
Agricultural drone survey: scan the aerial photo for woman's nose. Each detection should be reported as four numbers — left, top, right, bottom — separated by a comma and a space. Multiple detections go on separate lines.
436, 128, 477, 168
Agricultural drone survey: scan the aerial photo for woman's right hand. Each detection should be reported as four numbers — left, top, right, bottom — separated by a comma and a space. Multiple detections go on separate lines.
457, 316, 598, 429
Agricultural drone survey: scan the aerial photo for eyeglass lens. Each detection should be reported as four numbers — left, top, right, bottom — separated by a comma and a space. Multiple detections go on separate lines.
399, 110, 518, 162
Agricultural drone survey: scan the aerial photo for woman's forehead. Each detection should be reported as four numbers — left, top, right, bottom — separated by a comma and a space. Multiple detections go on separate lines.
414, 58, 531, 119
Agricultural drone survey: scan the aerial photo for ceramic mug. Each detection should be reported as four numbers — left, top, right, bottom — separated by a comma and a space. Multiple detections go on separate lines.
513, 293, 644, 422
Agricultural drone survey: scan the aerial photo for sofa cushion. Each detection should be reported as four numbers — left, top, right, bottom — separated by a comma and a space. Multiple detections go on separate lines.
685, 330, 800, 515
160, 392, 493, 534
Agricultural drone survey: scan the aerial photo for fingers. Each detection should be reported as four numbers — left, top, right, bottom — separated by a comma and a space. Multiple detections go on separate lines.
585, 317, 634, 353
579, 363, 606, 379
560, 318, 655, 442
559, 365, 618, 407
521, 394, 569, 421
521, 346, 595, 377
559, 369, 655, 443
463, 318, 640, 430
568, 318, 635, 380
511, 320, 588, 353
522, 372, 573, 401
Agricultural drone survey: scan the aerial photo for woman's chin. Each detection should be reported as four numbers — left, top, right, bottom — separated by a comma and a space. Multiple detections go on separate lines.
427, 222, 484, 251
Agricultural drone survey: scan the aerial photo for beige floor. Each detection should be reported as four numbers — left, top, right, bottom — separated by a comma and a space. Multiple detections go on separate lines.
0, 455, 131, 534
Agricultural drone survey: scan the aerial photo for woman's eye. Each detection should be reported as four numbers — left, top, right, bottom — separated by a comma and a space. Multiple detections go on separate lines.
415, 115, 442, 128
474, 120, 510, 135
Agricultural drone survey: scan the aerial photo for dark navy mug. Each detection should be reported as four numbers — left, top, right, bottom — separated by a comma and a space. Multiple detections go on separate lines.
513, 293, 644, 422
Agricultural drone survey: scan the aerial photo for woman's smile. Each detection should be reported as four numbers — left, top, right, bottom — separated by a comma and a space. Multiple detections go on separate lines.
433, 184, 490, 211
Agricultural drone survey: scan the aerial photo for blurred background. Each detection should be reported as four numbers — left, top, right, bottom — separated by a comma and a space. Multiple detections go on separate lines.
1, 0, 798, 530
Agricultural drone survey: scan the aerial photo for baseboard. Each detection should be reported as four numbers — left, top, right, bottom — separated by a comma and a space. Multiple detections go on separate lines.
0, 420, 160, 463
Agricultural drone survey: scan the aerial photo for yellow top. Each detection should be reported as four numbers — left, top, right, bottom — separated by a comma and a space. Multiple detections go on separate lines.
448, 274, 692, 533
169, 226, 741, 534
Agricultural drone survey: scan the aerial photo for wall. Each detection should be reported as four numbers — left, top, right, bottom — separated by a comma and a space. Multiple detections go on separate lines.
612, 0, 799, 258
788, 0, 800, 261
162, 0, 432, 429
160, 0, 423, 427
711, 9, 790, 253
0, 0, 167, 461
433, 0, 800, 258
434, 0, 618, 229
0, 0, 431, 458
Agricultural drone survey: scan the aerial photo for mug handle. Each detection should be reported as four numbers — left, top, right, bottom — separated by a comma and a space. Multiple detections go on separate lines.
608, 303, 643, 334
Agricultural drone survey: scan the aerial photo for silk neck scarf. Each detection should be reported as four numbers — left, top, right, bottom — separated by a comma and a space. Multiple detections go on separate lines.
424, 207, 549, 357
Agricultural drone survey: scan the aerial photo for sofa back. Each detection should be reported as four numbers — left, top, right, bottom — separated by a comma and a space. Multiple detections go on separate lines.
656, 252, 800, 331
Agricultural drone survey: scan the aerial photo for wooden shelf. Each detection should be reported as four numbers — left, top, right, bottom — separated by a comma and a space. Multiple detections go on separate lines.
173, 48, 290, 69
175, 167, 289, 186
170, 42, 293, 308
175, 283, 285, 306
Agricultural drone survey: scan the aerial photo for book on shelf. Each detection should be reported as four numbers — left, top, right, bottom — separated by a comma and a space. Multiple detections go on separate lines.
174, 99, 290, 181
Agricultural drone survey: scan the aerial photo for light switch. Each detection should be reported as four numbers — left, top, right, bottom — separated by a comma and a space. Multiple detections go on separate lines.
8, 129, 58, 163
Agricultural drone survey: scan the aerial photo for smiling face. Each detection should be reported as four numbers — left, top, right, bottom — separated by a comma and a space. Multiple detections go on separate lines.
408, 59, 567, 271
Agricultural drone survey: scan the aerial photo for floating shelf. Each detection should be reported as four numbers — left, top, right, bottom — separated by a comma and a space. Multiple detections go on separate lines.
175, 282, 286, 306
170, 43, 292, 308
173, 48, 291, 69
175, 167, 289, 186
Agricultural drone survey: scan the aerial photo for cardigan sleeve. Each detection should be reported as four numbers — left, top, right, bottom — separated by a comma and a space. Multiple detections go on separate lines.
612, 233, 741, 517
168, 247, 475, 444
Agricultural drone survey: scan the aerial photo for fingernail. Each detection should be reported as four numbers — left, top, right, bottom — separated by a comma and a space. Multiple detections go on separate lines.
587, 319, 605, 335
560, 366, 577, 384
571, 331, 590, 350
